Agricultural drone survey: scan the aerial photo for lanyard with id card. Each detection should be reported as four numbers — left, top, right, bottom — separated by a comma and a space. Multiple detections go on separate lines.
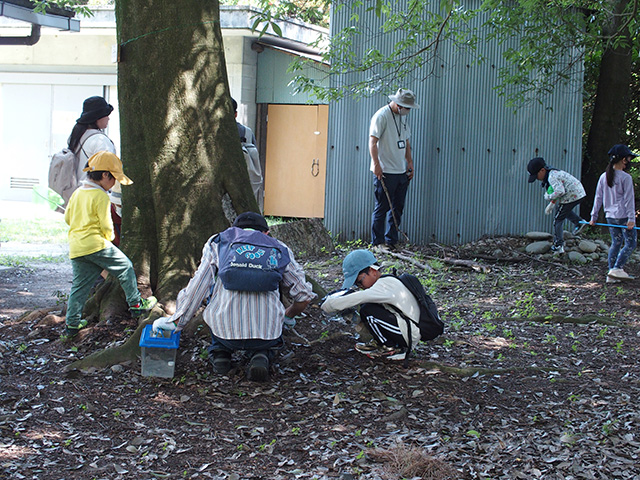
389, 105, 406, 150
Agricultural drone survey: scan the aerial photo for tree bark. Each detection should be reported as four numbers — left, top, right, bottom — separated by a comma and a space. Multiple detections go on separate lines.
115, 0, 258, 302
581, 0, 633, 218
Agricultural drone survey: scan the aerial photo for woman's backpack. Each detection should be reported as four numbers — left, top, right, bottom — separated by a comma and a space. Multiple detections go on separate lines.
47, 131, 101, 206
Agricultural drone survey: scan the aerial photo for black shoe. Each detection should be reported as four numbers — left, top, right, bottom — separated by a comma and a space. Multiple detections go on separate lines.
209, 351, 232, 375
247, 351, 269, 382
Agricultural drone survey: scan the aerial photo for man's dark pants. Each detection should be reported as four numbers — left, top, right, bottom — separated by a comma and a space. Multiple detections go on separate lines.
371, 173, 409, 246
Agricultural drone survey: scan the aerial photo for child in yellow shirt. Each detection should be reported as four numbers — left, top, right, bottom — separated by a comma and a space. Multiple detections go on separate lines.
64, 151, 156, 337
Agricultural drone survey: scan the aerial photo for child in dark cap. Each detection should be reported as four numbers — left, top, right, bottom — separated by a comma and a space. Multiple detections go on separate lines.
527, 157, 587, 254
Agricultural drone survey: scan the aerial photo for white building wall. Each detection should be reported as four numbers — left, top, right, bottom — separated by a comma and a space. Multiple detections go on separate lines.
0, 6, 325, 202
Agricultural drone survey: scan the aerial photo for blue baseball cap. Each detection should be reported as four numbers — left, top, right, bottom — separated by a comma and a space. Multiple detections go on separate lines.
342, 249, 378, 289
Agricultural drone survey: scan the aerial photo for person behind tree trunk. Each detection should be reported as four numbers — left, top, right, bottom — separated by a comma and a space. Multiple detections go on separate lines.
232, 98, 263, 212
69, 96, 122, 245
589, 144, 638, 283
321, 249, 421, 361
369, 88, 419, 252
64, 152, 157, 337
152, 212, 316, 382
527, 157, 587, 255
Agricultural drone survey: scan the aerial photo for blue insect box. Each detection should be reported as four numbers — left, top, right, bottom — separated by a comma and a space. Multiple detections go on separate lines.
139, 324, 181, 378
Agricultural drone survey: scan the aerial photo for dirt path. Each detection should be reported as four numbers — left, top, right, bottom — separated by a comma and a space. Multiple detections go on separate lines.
1, 237, 639, 479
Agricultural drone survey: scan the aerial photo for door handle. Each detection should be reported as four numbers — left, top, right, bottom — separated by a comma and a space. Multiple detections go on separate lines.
311, 158, 320, 177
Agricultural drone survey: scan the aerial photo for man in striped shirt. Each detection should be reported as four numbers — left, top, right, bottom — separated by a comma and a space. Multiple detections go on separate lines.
153, 212, 316, 381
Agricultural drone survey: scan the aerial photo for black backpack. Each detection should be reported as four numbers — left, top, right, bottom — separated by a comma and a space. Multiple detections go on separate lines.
396, 273, 444, 341
385, 272, 444, 366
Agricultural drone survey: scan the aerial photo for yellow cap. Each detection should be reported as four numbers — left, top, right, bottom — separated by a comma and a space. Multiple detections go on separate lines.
83, 151, 133, 185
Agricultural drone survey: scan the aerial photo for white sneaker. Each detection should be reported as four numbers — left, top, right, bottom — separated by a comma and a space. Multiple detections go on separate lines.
608, 268, 633, 280
606, 275, 621, 284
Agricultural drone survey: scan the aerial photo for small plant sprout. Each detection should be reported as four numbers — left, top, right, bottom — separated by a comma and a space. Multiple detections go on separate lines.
597, 326, 608, 339
258, 439, 276, 452
615, 340, 624, 354
442, 339, 455, 348
514, 292, 536, 318
482, 322, 497, 333
466, 430, 481, 438
291, 427, 301, 436
602, 419, 618, 436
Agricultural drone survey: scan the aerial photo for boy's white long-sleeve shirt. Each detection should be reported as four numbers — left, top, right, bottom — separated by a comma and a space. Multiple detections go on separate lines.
321, 276, 421, 346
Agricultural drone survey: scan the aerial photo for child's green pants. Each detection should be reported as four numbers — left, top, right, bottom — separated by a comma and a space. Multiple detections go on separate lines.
66, 245, 141, 328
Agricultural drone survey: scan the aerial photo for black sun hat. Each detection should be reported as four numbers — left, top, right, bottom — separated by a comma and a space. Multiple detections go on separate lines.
76, 96, 114, 125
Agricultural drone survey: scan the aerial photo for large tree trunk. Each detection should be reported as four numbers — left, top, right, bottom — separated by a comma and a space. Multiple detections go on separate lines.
115, 0, 258, 303
581, 0, 633, 218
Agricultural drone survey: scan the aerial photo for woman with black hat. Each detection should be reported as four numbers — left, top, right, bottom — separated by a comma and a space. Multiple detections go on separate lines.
68, 96, 116, 182
68, 96, 122, 245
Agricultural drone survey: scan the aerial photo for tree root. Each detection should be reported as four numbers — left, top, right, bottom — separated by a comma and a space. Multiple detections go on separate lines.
500, 314, 622, 326
416, 361, 553, 377
64, 312, 163, 372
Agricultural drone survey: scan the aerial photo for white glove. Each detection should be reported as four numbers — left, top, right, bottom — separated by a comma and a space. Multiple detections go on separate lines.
545, 202, 555, 215
152, 317, 176, 334
283, 316, 296, 329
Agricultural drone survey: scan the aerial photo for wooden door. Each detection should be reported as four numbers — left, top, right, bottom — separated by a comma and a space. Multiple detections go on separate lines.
263, 104, 328, 218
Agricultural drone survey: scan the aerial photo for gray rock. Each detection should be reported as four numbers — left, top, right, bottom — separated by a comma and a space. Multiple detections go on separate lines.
111, 364, 124, 373
568, 251, 587, 264
589, 253, 600, 260
578, 240, 598, 253
526, 241, 552, 254
493, 248, 504, 258
595, 239, 609, 249
525, 231, 553, 241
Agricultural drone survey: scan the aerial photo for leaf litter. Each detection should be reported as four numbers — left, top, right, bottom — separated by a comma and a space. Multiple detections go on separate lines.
0, 236, 640, 478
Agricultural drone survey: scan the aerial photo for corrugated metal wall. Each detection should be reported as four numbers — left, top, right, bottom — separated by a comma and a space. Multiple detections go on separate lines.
324, 2, 584, 244
256, 47, 329, 104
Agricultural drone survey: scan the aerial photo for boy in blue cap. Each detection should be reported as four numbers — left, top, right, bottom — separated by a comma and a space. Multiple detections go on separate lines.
321, 249, 421, 360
